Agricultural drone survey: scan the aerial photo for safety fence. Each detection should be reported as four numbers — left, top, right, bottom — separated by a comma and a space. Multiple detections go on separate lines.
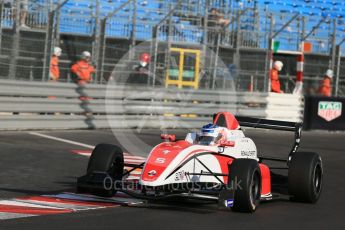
0, 80, 303, 130
0, 0, 345, 95
0, 0, 344, 97
0, 29, 342, 95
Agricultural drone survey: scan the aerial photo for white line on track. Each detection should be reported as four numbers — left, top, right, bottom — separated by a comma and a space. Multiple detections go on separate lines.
29, 132, 95, 149
0, 200, 67, 210
0, 212, 37, 220
15, 199, 105, 211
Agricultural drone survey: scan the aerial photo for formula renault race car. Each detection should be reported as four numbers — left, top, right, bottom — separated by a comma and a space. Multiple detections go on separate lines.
77, 112, 323, 212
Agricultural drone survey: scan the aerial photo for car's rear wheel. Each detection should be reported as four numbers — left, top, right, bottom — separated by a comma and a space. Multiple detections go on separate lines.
288, 152, 323, 203
84, 144, 124, 197
228, 159, 261, 213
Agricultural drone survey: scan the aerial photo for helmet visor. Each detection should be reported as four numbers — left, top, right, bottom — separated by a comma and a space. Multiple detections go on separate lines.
197, 135, 216, 145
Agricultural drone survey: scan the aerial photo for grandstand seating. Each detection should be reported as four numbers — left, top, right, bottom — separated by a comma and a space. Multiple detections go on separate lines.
0, 0, 344, 54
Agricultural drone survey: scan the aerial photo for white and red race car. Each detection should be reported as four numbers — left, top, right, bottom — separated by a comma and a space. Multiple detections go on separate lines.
77, 112, 323, 212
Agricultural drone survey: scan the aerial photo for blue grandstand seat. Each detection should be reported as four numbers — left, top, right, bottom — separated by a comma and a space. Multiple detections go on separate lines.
53, 0, 345, 52
308, 8, 323, 17
279, 6, 294, 14
135, 24, 153, 40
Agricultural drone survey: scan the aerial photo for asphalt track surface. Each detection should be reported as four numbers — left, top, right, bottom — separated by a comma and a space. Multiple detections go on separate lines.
0, 128, 344, 229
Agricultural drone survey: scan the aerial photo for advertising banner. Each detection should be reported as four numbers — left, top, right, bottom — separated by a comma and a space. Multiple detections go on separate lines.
304, 96, 345, 130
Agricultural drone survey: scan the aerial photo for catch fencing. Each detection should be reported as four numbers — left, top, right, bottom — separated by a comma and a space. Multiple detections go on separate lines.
0, 0, 344, 96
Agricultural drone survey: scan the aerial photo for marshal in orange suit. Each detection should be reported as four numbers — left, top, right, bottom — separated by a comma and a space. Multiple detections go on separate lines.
318, 69, 333, 97
270, 61, 283, 93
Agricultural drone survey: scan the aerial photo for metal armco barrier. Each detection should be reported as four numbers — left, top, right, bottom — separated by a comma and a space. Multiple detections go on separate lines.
0, 80, 304, 130
304, 96, 345, 130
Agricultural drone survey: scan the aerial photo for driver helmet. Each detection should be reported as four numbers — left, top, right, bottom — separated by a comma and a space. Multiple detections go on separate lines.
197, 123, 226, 145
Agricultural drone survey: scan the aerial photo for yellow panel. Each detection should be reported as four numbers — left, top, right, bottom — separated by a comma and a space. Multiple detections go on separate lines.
178, 51, 184, 88
166, 48, 201, 89
171, 47, 200, 54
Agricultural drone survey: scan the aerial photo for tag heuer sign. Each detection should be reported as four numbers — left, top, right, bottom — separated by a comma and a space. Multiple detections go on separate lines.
318, 101, 342, 122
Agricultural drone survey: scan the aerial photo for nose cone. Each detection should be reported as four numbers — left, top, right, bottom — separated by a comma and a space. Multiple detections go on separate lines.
141, 141, 191, 182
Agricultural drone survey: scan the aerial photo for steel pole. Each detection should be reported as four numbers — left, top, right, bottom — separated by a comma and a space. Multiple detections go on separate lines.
335, 46, 341, 96
8, 1, 21, 80
202, 0, 209, 69
330, 19, 337, 72
212, 32, 221, 89
164, 4, 174, 87
42, 11, 54, 81
335, 38, 345, 96
92, 0, 101, 83
54, 0, 62, 46
264, 14, 273, 93
129, 0, 137, 60
99, 19, 107, 83
0, 1, 4, 56
233, 9, 241, 78
152, 26, 159, 87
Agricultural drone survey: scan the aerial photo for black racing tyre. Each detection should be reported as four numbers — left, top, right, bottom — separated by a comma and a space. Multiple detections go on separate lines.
87, 144, 124, 179
228, 159, 261, 213
87, 144, 124, 196
288, 152, 323, 203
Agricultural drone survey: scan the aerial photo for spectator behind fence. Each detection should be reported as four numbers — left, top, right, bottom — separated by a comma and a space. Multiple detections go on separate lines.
208, 8, 230, 28
318, 69, 333, 97
19, 0, 29, 28
270, 61, 283, 93
49, 47, 62, 81
70, 51, 95, 85
4, 0, 29, 28
203, 8, 231, 46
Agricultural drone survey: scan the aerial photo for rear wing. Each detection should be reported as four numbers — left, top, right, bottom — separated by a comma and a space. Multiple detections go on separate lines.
236, 116, 302, 132
235, 116, 303, 160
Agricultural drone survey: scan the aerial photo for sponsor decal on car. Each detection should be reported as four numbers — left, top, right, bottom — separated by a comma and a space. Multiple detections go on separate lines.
318, 101, 342, 122
224, 199, 234, 207
174, 171, 186, 181
155, 158, 166, 164
241, 150, 256, 157
148, 170, 157, 177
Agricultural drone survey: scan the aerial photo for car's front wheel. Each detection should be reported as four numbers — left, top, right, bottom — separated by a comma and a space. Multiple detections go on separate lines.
81, 144, 124, 197
228, 159, 261, 213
